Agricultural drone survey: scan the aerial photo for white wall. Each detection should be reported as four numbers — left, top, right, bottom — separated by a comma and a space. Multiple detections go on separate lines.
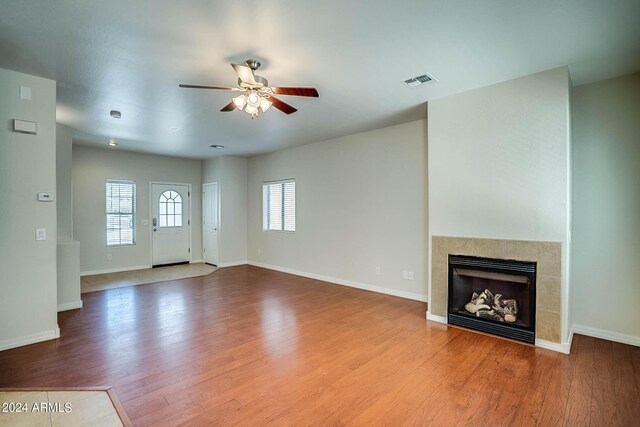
428, 68, 572, 341
247, 120, 427, 301
0, 68, 59, 350
202, 156, 247, 265
73, 145, 203, 274
56, 123, 73, 238
572, 72, 640, 344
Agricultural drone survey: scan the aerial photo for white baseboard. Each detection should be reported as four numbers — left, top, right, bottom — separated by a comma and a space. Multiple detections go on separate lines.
248, 261, 428, 302
219, 260, 248, 268
535, 338, 571, 354
0, 328, 60, 352
190, 259, 204, 264
57, 300, 83, 312
426, 310, 448, 324
80, 264, 151, 277
572, 324, 640, 347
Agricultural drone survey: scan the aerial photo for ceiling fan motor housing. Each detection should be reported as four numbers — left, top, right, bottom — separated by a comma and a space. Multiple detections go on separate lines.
246, 59, 261, 70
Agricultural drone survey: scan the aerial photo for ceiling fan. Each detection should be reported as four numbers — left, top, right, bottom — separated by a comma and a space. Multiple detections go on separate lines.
179, 59, 319, 117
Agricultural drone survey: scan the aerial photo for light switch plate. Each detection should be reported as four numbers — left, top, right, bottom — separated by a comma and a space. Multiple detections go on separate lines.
20, 86, 32, 100
36, 228, 46, 241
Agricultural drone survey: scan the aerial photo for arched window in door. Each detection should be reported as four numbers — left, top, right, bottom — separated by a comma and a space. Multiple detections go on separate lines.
159, 190, 183, 227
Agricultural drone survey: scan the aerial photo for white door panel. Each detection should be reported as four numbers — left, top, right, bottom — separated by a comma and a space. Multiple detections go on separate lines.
203, 182, 219, 265
152, 183, 190, 266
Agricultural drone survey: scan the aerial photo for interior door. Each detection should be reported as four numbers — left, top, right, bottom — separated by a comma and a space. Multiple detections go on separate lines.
202, 182, 219, 265
151, 183, 190, 266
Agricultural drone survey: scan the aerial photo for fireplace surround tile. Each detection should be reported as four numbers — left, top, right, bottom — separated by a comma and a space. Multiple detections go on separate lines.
505, 240, 539, 263
536, 309, 561, 342
430, 263, 448, 317
431, 290, 447, 317
431, 236, 563, 344
536, 242, 562, 277
536, 275, 561, 313
471, 238, 507, 259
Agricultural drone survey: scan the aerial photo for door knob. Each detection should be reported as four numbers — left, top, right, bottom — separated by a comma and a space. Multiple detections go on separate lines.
153, 228, 157, 232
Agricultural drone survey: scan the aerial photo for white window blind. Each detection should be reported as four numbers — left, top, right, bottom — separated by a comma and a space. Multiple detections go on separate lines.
106, 180, 136, 246
263, 180, 295, 231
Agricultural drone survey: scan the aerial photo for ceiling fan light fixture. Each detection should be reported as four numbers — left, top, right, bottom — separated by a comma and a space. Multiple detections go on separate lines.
233, 94, 248, 109
244, 104, 259, 115
247, 91, 260, 106
260, 98, 272, 112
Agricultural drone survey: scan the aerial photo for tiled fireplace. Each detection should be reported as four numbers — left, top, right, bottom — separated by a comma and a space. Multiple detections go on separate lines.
430, 236, 562, 344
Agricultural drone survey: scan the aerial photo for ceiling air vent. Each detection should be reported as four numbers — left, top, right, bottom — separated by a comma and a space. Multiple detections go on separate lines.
403, 74, 435, 87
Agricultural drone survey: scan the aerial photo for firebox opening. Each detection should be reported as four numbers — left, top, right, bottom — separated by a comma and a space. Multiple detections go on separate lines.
447, 255, 536, 344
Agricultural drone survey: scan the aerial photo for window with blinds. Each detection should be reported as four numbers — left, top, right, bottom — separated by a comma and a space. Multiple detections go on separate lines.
106, 180, 136, 246
263, 180, 295, 232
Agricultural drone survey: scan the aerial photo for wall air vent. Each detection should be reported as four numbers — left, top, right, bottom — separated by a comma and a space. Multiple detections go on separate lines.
403, 74, 435, 87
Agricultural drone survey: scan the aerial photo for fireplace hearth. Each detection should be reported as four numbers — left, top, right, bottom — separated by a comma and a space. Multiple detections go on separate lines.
448, 255, 536, 344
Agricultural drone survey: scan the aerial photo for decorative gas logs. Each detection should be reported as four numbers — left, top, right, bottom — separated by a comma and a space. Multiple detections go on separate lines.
464, 289, 518, 323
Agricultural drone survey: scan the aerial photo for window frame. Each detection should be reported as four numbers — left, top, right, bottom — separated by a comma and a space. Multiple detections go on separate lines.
158, 190, 184, 228
262, 179, 296, 233
105, 179, 137, 247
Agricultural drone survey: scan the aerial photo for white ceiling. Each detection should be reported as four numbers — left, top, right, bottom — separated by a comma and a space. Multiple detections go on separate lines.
1, 1, 639, 158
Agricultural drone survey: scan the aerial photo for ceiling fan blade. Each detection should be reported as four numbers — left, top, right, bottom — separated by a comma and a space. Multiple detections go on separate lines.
269, 96, 298, 115
231, 63, 256, 85
271, 87, 319, 97
179, 84, 236, 90
220, 101, 237, 112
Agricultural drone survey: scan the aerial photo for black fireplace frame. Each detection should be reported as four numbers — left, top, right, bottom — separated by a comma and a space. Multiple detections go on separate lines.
447, 254, 537, 344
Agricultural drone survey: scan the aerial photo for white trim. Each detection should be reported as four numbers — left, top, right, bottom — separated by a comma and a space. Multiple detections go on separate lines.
57, 301, 83, 312
248, 261, 428, 302
426, 310, 448, 324
219, 260, 248, 268
190, 259, 204, 264
80, 264, 151, 277
535, 338, 571, 354
0, 329, 60, 352
573, 324, 640, 347
567, 323, 575, 351
202, 181, 220, 266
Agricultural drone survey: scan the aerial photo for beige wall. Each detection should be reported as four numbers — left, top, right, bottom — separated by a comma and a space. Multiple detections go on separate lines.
56, 124, 73, 238
572, 72, 640, 343
247, 120, 427, 300
73, 145, 203, 273
202, 156, 248, 265
428, 68, 572, 344
0, 68, 59, 350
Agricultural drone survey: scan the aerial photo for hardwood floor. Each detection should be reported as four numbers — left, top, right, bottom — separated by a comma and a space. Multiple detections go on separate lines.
1, 265, 639, 426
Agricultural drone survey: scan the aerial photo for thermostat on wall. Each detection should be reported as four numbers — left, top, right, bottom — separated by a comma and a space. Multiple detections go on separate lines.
37, 192, 54, 202
13, 119, 38, 135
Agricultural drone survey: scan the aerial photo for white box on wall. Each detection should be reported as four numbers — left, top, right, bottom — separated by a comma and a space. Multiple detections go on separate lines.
13, 119, 38, 135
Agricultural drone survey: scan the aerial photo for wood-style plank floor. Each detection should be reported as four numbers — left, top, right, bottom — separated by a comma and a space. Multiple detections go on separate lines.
1, 265, 639, 426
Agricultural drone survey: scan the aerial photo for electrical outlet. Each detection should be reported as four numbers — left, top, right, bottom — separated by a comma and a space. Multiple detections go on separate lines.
107, 253, 113, 261
375, 266, 381, 275
257, 248, 262, 256
402, 270, 414, 280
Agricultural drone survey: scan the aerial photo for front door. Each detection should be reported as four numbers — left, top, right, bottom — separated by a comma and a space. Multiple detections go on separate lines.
151, 183, 190, 266
202, 182, 219, 265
